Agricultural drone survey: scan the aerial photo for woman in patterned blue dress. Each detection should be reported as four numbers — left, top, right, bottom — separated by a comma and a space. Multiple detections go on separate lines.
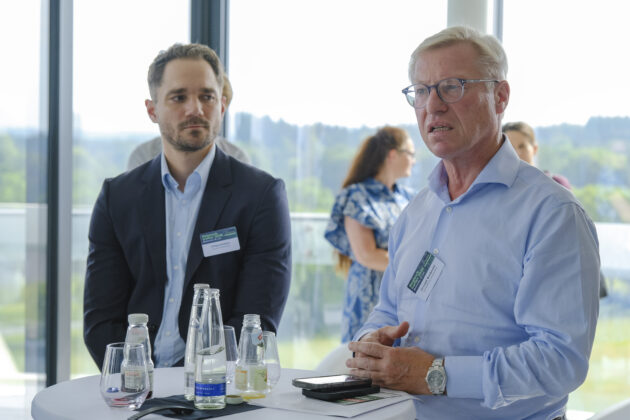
324, 126, 416, 342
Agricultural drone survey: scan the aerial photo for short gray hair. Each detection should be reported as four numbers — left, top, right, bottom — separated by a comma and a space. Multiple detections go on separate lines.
148, 43, 225, 101
408, 26, 508, 82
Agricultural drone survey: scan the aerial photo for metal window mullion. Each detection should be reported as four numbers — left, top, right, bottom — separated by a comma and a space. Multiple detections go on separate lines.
45, 0, 60, 387
56, 0, 73, 384
45, 0, 72, 387
493, 0, 503, 41
190, 0, 230, 137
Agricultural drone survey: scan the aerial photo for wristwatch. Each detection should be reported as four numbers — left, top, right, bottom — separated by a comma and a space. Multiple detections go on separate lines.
425, 357, 446, 395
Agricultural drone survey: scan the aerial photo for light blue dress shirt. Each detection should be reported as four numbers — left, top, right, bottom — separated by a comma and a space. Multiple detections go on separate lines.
154, 145, 216, 367
356, 140, 600, 419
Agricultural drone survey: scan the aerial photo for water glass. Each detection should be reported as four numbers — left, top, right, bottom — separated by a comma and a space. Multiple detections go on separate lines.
100, 342, 150, 410
262, 331, 281, 390
224, 326, 238, 384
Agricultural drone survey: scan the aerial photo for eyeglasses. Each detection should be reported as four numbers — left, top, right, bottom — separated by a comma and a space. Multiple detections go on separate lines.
398, 149, 416, 158
402, 78, 499, 109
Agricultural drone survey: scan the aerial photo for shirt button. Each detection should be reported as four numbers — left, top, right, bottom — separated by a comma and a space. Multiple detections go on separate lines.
433, 248, 439, 255
174, 265, 179, 270
176, 232, 181, 237
169, 298, 174, 303
446, 206, 452, 213
165, 331, 171, 336
414, 336, 420, 343
182, 200, 187, 204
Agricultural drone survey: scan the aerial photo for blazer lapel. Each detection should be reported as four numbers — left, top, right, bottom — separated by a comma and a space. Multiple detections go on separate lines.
184, 147, 233, 289
140, 157, 168, 287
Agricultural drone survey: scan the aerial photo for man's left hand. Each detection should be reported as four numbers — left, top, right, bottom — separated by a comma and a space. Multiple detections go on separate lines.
346, 341, 436, 395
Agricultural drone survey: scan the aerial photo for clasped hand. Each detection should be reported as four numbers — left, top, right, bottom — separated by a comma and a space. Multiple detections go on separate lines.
345, 321, 436, 395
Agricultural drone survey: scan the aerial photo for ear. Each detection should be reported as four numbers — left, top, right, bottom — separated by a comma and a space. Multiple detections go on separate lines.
494, 80, 510, 114
145, 99, 158, 123
220, 95, 227, 118
533, 143, 539, 156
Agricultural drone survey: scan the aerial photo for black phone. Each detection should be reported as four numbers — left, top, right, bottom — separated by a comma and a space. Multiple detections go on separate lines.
292, 374, 372, 391
302, 385, 381, 401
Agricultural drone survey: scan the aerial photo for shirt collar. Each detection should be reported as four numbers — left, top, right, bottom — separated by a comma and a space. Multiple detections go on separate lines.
428, 135, 521, 199
160, 143, 216, 194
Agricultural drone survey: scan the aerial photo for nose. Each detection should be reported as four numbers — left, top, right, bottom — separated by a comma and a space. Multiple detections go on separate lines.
185, 97, 203, 117
425, 87, 448, 114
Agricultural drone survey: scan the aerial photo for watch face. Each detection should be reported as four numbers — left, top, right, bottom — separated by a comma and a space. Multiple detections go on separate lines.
427, 370, 444, 388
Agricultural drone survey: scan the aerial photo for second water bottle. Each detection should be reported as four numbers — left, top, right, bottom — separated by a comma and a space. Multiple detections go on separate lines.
194, 288, 227, 410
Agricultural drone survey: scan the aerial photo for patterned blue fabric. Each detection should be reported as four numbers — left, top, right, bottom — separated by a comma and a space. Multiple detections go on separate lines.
324, 178, 415, 342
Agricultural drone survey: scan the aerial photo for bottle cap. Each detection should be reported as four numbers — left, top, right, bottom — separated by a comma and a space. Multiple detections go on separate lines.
194, 283, 210, 289
243, 314, 260, 323
128, 313, 149, 324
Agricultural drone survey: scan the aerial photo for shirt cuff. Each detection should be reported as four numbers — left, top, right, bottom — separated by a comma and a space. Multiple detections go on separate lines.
445, 355, 483, 399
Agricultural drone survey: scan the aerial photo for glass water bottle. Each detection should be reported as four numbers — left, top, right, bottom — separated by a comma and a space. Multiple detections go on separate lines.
184, 283, 210, 400
235, 314, 267, 398
122, 313, 154, 399
194, 289, 227, 409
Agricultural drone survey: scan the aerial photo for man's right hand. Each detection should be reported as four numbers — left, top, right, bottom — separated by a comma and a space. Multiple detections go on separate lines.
353, 321, 409, 357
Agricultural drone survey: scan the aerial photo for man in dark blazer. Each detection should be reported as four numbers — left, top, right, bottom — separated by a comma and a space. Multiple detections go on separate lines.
83, 43, 291, 370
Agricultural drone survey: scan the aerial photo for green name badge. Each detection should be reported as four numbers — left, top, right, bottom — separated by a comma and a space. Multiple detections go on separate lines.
200, 226, 240, 257
407, 251, 444, 300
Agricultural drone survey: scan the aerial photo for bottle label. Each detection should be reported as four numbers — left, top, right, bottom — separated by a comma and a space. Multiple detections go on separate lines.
235, 368, 248, 390
195, 382, 226, 397
253, 366, 268, 391
122, 367, 145, 391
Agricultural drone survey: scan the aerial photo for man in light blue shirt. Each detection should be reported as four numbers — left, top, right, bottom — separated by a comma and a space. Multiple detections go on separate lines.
346, 26, 600, 419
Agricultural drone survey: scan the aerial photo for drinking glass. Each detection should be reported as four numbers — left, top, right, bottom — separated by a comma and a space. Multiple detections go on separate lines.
223, 326, 238, 384
262, 331, 281, 390
100, 342, 150, 409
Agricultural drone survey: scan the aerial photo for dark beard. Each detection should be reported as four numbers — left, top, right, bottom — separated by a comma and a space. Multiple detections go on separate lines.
165, 130, 213, 152
162, 118, 219, 152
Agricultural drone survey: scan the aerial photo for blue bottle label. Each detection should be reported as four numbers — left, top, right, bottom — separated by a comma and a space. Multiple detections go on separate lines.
195, 381, 226, 397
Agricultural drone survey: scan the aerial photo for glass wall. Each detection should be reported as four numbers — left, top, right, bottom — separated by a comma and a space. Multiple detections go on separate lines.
228, 0, 447, 368
0, 2, 48, 419
502, 0, 630, 412
70, 0, 190, 377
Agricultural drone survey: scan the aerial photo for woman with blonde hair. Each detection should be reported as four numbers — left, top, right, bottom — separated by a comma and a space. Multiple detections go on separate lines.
324, 126, 416, 342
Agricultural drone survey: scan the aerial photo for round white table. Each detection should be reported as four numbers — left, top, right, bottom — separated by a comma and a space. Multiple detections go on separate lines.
31, 367, 416, 420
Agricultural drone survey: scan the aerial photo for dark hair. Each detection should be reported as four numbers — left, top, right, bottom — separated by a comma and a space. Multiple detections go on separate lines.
148, 43, 224, 101
342, 126, 408, 188
336, 126, 409, 274
502, 121, 536, 145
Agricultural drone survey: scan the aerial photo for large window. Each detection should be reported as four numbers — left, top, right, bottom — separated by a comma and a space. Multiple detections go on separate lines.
502, 0, 630, 412
228, 0, 447, 367
0, 2, 48, 419
70, 0, 190, 378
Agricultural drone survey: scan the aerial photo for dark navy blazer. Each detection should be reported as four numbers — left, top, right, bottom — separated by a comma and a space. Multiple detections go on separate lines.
83, 147, 291, 369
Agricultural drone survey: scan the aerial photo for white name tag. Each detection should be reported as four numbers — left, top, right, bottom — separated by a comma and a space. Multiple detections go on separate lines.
407, 251, 444, 301
200, 226, 240, 257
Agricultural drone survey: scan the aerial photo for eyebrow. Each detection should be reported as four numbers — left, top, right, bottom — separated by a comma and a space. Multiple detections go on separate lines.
165, 87, 218, 96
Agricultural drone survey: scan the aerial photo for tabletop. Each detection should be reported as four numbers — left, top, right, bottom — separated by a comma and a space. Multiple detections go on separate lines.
31, 367, 416, 420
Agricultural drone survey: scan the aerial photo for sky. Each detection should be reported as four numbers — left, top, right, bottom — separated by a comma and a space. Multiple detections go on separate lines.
2, 0, 630, 135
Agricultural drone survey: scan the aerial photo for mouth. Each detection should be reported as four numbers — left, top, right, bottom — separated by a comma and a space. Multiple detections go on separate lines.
429, 125, 452, 133
180, 119, 209, 130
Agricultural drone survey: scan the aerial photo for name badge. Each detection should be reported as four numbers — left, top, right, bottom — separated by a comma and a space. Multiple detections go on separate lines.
407, 251, 444, 300
200, 227, 240, 257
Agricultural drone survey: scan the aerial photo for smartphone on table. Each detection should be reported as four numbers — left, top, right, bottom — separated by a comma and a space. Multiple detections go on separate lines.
292, 374, 380, 401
